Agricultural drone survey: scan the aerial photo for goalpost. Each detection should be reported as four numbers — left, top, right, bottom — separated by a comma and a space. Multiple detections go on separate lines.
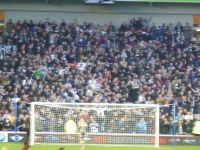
30, 103, 160, 147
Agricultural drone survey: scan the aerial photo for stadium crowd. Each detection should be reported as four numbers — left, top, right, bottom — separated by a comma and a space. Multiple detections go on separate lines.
0, 17, 199, 135
35, 104, 155, 135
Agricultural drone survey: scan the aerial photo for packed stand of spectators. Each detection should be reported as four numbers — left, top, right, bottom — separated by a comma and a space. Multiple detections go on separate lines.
35, 105, 154, 135
0, 17, 199, 135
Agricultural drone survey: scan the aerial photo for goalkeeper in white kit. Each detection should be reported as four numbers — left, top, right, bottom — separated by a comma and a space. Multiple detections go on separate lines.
78, 117, 88, 150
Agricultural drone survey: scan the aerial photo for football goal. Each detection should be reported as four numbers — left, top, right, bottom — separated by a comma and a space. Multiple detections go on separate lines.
30, 103, 159, 147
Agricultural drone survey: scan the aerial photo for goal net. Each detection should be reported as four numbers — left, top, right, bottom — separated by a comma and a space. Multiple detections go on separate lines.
30, 103, 159, 147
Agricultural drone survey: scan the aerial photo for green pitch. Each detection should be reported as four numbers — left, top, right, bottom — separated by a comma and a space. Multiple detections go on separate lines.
0, 143, 200, 150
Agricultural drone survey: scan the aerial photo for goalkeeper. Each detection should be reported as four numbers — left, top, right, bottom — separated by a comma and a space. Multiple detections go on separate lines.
78, 117, 88, 150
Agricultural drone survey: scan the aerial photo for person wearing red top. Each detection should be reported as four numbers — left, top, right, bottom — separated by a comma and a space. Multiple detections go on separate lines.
21, 141, 30, 150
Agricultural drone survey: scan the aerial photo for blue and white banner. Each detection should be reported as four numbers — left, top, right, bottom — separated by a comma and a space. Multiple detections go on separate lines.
0, 132, 8, 142
8, 133, 27, 142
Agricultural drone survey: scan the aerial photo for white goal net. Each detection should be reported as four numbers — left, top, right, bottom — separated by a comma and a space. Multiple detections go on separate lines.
30, 103, 159, 147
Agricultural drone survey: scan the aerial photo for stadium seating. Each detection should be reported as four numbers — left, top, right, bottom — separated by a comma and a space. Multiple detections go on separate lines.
0, 18, 199, 135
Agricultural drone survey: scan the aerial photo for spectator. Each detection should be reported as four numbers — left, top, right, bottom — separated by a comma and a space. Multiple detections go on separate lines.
65, 117, 77, 134
160, 115, 171, 134
89, 117, 99, 133
0, 18, 199, 135
135, 118, 147, 133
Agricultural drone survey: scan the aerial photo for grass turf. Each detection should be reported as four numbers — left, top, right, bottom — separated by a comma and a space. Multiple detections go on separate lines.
0, 143, 200, 150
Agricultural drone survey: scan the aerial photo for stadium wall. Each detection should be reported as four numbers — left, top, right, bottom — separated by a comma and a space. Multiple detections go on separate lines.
5, 10, 192, 27
0, 131, 200, 145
